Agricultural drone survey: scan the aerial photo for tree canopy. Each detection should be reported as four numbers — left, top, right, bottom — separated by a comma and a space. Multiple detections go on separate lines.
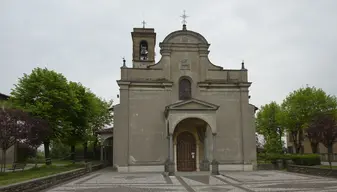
281, 86, 337, 153
9, 67, 112, 164
0, 104, 50, 171
307, 111, 337, 168
256, 101, 284, 153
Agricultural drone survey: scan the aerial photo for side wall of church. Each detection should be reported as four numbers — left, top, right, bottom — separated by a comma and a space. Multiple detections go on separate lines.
243, 103, 257, 164
113, 103, 129, 167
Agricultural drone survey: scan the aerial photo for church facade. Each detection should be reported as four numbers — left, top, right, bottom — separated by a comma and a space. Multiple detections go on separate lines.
113, 24, 257, 174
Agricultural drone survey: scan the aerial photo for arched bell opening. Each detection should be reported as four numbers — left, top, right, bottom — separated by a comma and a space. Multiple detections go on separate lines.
139, 40, 149, 61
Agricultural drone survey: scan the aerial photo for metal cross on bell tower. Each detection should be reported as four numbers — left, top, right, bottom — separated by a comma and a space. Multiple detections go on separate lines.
141, 20, 146, 28
180, 10, 188, 30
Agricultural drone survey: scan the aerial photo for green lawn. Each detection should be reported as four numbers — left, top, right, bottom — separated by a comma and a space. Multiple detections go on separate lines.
0, 164, 84, 186
1, 160, 73, 170
50, 160, 75, 164
257, 160, 272, 164
320, 165, 337, 169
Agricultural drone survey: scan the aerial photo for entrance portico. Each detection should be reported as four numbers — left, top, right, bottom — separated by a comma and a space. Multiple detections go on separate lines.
164, 99, 219, 175
97, 128, 113, 166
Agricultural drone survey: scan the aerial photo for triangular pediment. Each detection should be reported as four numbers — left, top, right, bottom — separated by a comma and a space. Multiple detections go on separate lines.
166, 98, 219, 111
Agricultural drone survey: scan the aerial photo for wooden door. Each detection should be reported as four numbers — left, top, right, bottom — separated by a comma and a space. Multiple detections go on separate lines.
177, 131, 196, 171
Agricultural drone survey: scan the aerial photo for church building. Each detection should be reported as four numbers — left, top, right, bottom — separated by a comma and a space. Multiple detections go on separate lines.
113, 20, 257, 174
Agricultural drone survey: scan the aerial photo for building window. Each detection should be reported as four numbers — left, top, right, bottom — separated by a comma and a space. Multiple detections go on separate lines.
179, 78, 191, 100
139, 40, 148, 60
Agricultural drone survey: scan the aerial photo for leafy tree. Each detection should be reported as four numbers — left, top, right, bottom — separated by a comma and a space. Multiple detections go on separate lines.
305, 125, 321, 154
281, 86, 337, 153
308, 111, 337, 168
50, 140, 70, 159
10, 67, 79, 165
256, 133, 264, 153
256, 101, 284, 154
86, 93, 113, 159
0, 106, 32, 172
61, 82, 113, 161
63, 82, 91, 162
25, 116, 50, 167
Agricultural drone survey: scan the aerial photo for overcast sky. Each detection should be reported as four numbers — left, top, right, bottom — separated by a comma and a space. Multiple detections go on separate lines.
1, 0, 337, 108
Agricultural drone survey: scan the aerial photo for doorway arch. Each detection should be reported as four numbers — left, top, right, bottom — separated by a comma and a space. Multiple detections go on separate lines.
176, 131, 196, 171
172, 117, 211, 172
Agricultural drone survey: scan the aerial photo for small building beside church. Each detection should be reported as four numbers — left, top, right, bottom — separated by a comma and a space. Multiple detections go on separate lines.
113, 23, 257, 174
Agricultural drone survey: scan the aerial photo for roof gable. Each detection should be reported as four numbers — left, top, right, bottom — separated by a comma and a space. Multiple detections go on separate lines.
165, 98, 219, 111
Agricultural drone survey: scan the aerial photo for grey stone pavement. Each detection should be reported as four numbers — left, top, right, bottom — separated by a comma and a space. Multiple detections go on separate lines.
45, 168, 337, 192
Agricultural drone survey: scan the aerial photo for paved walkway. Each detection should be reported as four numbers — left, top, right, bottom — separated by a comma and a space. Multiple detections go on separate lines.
45, 168, 337, 192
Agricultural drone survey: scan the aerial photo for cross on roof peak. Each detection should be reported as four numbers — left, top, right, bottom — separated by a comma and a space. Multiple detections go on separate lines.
141, 20, 146, 28
180, 10, 188, 25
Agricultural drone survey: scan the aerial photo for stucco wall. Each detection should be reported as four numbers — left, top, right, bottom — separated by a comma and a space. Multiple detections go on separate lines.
199, 89, 244, 163
128, 88, 169, 165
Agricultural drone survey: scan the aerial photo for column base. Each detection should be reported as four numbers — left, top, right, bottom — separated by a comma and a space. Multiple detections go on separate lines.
211, 160, 219, 175
165, 159, 175, 176
200, 159, 210, 171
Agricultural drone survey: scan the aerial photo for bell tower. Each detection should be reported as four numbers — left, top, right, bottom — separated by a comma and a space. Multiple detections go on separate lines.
131, 23, 156, 68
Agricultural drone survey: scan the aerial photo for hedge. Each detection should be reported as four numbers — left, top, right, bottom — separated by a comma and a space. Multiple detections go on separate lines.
258, 153, 321, 166
291, 154, 321, 166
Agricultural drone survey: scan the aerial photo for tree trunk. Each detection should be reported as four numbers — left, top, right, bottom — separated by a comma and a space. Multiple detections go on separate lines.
310, 142, 319, 154
34, 147, 38, 168
298, 130, 303, 154
328, 145, 333, 169
70, 145, 75, 163
93, 137, 98, 160
291, 131, 300, 154
2, 150, 6, 173
83, 142, 88, 162
44, 141, 51, 165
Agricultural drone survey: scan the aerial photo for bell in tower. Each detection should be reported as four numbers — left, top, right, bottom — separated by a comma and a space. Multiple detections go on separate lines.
139, 41, 149, 61
131, 21, 156, 68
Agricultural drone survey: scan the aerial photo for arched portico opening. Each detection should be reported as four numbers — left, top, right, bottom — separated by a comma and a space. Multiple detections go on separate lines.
101, 137, 113, 166
97, 128, 113, 166
164, 98, 219, 175
172, 118, 211, 172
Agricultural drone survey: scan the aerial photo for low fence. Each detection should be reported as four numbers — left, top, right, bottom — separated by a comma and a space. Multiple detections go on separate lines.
287, 164, 337, 178
0, 163, 104, 192
319, 153, 337, 162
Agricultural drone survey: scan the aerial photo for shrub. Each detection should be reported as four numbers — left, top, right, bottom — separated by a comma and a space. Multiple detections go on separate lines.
50, 141, 70, 159
291, 154, 321, 166
265, 153, 289, 162
260, 153, 321, 166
